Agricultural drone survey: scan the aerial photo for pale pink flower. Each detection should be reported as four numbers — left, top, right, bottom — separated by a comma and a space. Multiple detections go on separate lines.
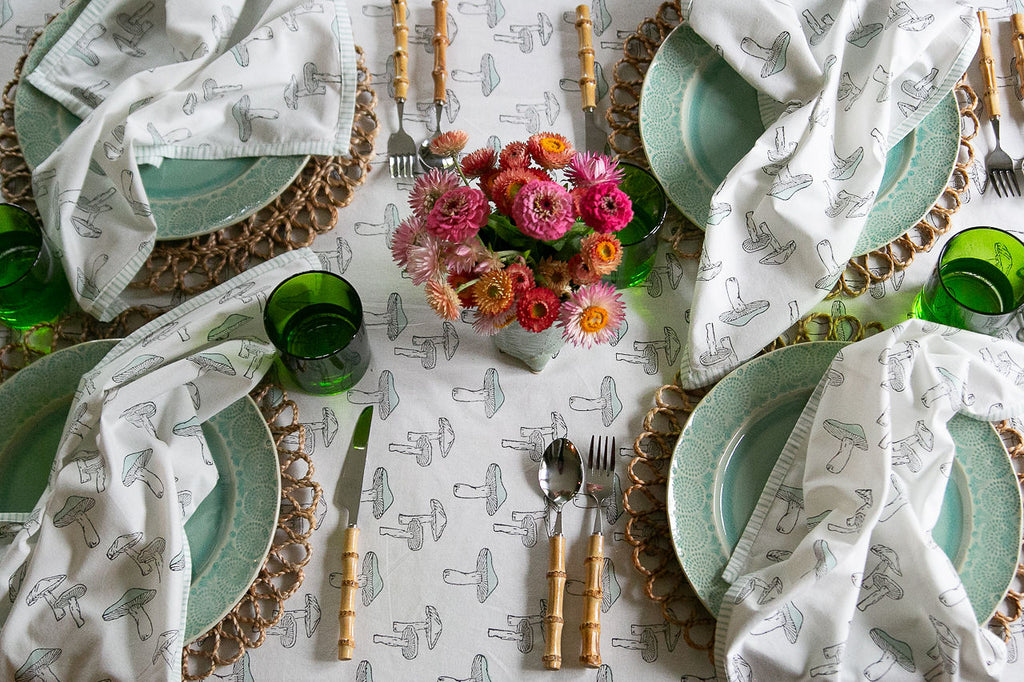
579, 182, 633, 233
409, 168, 461, 219
565, 152, 623, 189
429, 129, 469, 156
511, 180, 575, 241
426, 186, 490, 242
406, 232, 447, 285
390, 215, 427, 268
558, 282, 626, 347
471, 307, 516, 336
444, 236, 490, 275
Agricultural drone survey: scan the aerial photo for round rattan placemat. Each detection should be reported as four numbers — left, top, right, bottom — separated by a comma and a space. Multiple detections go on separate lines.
607, 0, 1023, 661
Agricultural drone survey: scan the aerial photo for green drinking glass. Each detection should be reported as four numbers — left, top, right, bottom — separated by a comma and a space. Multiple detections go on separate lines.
0, 203, 71, 329
263, 271, 371, 395
912, 226, 1024, 334
604, 161, 668, 289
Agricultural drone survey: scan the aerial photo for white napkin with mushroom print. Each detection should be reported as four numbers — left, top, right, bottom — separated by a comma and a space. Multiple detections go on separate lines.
716, 319, 1024, 681
678, 0, 979, 388
25, 0, 356, 321
0, 249, 320, 680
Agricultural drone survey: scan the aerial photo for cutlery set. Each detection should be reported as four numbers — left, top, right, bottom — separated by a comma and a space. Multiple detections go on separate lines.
539, 436, 616, 670
979, 10, 1024, 197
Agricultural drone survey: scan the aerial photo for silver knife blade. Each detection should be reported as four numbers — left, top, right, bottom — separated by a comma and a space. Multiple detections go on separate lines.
337, 406, 373, 528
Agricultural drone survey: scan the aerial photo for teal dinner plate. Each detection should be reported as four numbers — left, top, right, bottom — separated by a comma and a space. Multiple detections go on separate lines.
13, 1, 307, 240
640, 24, 960, 257
0, 340, 281, 642
667, 341, 1021, 622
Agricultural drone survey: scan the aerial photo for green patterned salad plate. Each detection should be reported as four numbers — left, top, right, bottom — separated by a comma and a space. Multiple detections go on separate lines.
640, 24, 960, 257
0, 340, 281, 643
667, 341, 1021, 622
14, 0, 307, 240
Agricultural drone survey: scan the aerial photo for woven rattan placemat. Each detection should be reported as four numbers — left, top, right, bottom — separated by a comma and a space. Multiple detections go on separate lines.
608, 0, 1023, 661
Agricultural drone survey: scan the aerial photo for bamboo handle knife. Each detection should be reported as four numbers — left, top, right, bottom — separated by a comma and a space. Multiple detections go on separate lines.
580, 533, 604, 668
542, 534, 567, 670
392, 0, 409, 102
1013, 13, 1024, 100
575, 4, 597, 112
431, 0, 448, 104
979, 11, 1001, 119
337, 527, 360, 660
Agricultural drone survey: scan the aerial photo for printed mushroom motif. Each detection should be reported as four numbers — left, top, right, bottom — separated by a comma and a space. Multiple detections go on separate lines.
362, 467, 394, 519
363, 292, 408, 341
206, 313, 252, 341
887, 420, 933, 473
355, 659, 374, 682
122, 449, 165, 498
71, 450, 106, 493
390, 417, 455, 466
864, 628, 915, 680
809, 642, 844, 677
921, 367, 975, 410
492, 510, 542, 547
398, 498, 448, 542
443, 548, 498, 603
861, 544, 901, 589
880, 473, 908, 521
487, 600, 545, 654
112, 354, 164, 385
172, 416, 211, 465
718, 276, 769, 326
392, 605, 442, 651
267, 594, 321, 647
152, 630, 180, 668
610, 625, 659, 663
823, 419, 868, 473
52, 495, 100, 547
878, 340, 918, 392
773, 485, 803, 533
452, 368, 504, 419
809, 539, 837, 580
14, 647, 62, 682
453, 463, 508, 516
9, 563, 26, 603
121, 401, 157, 436
103, 587, 158, 640
566, 557, 621, 612
188, 351, 237, 381
137, 537, 166, 581
568, 375, 622, 426
372, 623, 419, 660
733, 576, 782, 605
379, 516, 425, 551
26, 575, 67, 618
348, 370, 401, 420
750, 601, 803, 644
411, 321, 460, 361
437, 653, 491, 682
358, 552, 385, 606
925, 615, 961, 679
52, 582, 87, 627
857, 573, 903, 611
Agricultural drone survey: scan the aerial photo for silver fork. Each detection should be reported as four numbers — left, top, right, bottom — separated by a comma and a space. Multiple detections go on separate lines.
581, 434, 615, 669
979, 10, 1021, 197
387, 0, 417, 179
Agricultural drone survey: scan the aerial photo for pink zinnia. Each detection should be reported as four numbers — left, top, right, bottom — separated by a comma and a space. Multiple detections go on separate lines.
410, 168, 461, 219
390, 215, 427, 267
425, 186, 490, 242
579, 182, 633, 234
511, 180, 575, 241
565, 152, 623, 189
558, 281, 625, 347
516, 286, 561, 332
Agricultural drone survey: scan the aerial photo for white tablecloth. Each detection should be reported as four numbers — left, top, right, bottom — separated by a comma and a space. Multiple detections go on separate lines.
2, 1, 1023, 680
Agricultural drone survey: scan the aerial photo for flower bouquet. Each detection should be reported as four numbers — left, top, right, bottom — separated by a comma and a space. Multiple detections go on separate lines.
390, 131, 634, 369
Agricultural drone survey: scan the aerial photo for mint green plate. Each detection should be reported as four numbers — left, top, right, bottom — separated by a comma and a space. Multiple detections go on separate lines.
639, 24, 960, 257
14, 1, 307, 240
0, 340, 281, 642
667, 341, 1021, 622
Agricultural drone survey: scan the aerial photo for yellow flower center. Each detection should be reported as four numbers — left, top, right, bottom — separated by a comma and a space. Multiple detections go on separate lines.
580, 306, 609, 333
540, 137, 566, 153
595, 241, 618, 262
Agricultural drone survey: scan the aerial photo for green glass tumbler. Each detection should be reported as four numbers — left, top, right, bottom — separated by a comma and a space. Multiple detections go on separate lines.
263, 271, 371, 395
0, 204, 71, 329
912, 226, 1024, 334
604, 161, 668, 289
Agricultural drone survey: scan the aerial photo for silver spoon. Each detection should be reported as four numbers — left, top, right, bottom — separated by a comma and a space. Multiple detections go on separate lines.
538, 437, 583, 670
418, 0, 456, 172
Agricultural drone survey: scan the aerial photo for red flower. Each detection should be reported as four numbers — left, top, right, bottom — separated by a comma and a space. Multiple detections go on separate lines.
516, 286, 561, 332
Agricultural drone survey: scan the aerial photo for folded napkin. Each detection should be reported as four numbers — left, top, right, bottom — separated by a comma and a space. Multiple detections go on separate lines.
717, 320, 1024, 681
26, 0, 356, 320
0, 249, 320, 680
678, 0, 978, 388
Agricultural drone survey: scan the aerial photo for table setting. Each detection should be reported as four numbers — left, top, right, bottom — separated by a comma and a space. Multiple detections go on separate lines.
2, 1, 1024, 681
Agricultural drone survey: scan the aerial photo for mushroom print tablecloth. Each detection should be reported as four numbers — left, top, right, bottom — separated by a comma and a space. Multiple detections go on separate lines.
716, 320, 1024, 681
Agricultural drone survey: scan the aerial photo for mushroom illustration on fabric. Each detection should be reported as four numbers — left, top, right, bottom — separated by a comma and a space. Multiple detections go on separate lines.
231, 94, 279, 141
921, 368, 975, 410
813, 239, 844, 291
187, 351, 237, 383
567, 557, 622, 612
206, 313, 252, 342
348, 370, 401, 420
718, 277, 769, 327
751, 601, 803, 644
437, 653, 491, 682
696, 248, 723, 282
733, 576, 782, 605
864, 628, 915, 679
878, 340, 919, 392
610, 617, 682, 663
313, 235, 353, 274
925, 615, 961, 679
827, 488, 872, 534
14, 648, 63, 682
26, 575, 87, 627
9, 564, 26, 604
806, 539, 837, 581
809, 642, 844, 677
364, 292, 409, 341
884, 419, 933, 473
828, 139, 864, 181
487, 600, 546, 654
443, 548, 498, 603
329, 551, 384, 607
453, 463, 507, 516
573, 471, 623, 524
280, 406, 339, 456
501, 412, 567, 463
152, 630, 180, 669
803, 7, 835, 45
266, 594, 321, 648
122, 449, 165, 498
823, 419, 868, 473
362, 467, 395, 520
107, 353, 164, 402
452, 368, 504, 419
354, 659, 373, 682
391, 605, 443, 653
389, 417, 455, 466
569, 376, 622, 427
76, 252, 109, 300
103, 587, 157, 641
773, 485, 804, 534
739, 30, 789, 78
453, 51, 501, 96
64, 403, 90, 443
395, 322, 460, 369
236, 338, 270, 379
397, 499, 448, 543
698, 323, 736, 368
492, 509, 546, 548
52, 495, 100, 548
615, 327, 682, 375
171, 416, 212, 465
71, 450, 106, 493
879, 473, 908, 522
107, 532, 166, 581
857, 572, 904, 612
120, 401, 158, 437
